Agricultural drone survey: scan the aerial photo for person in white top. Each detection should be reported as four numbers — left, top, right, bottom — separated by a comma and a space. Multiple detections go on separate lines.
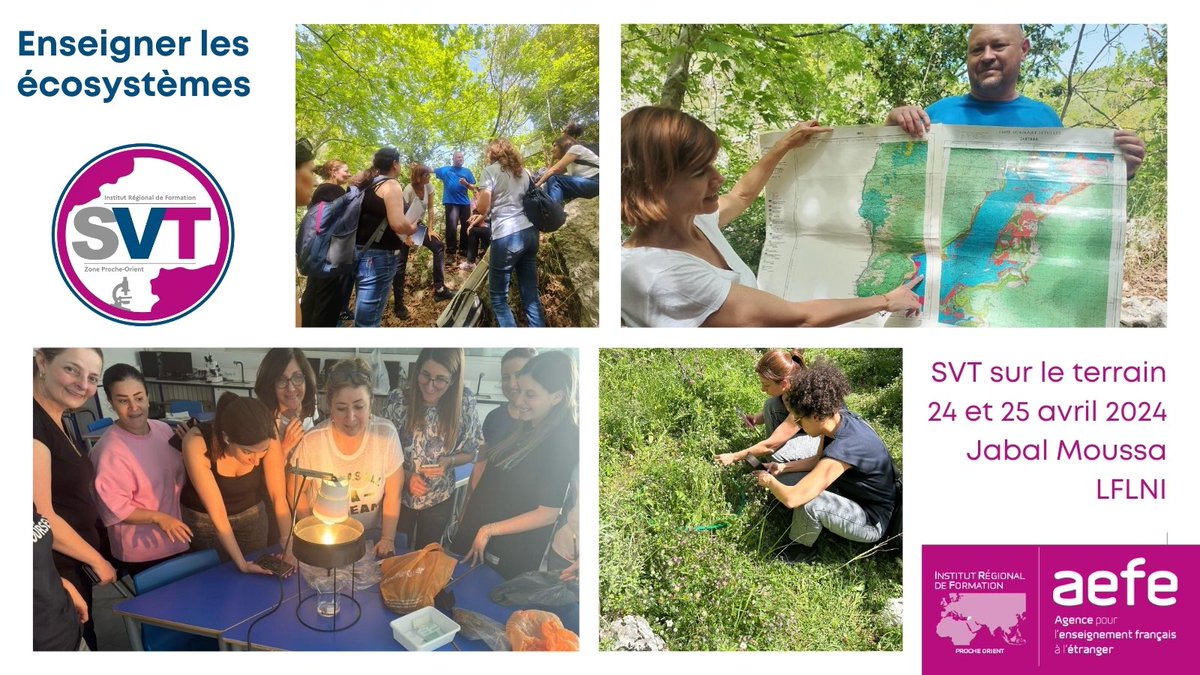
291, 358, 404, 557
392, 163, 454, 321
468, 138, 545, 327
621, 106, 922, 328
534, 122, 599, 205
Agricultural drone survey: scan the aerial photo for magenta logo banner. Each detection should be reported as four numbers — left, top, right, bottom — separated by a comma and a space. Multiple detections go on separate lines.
52, 144, 233, 325
924, 545, 1196, 674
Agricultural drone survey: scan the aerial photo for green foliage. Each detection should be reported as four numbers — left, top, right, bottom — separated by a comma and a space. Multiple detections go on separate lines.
623, 24, 1167, 275
600, 349, 904, 650
297, 24, 598, 182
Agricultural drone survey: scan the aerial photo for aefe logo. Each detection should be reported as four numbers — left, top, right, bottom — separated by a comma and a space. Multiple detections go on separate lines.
1052, 557, 1178, 607
52, 144, 233, 324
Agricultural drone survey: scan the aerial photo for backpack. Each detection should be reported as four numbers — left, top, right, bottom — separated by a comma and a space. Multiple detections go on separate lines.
436, 257, 492, 327
522, 173, 567, 233
573, 142, 599, 169
296, 177, 391, 277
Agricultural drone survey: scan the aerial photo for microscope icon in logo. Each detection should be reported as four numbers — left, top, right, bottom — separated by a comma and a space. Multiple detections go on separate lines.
111, 277, 132, 308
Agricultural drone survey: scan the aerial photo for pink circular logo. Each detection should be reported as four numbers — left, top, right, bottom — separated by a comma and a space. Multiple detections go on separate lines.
52, 144, 233, 325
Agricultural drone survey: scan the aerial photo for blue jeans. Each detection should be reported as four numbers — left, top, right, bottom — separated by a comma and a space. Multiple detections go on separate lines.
354, 248, 400, 327
489, 228, 543, 327
545, 174, 598, 204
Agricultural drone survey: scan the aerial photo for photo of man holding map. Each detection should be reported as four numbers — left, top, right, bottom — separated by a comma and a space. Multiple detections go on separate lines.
620, 24, 1166, 327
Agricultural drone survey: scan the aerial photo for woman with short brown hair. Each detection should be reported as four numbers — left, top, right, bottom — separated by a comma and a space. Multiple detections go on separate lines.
620, 106, 921, 327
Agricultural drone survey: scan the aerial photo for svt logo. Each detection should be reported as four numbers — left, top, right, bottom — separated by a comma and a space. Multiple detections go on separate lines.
72, 207, 210, 260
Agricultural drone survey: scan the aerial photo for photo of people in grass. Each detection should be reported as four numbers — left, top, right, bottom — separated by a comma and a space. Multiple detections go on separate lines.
600, 348, 903, 651
295, 24, 599, 328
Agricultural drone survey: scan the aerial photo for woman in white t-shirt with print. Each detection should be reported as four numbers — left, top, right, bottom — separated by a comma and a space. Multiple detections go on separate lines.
392, 164, 454, 321
290, 358, 403, 557
468, 138, 545, 328
535, 122, 599, 205
620, 106, 922, 328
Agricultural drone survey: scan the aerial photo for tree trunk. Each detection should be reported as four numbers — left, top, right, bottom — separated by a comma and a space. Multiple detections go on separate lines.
659, 25, 703, 110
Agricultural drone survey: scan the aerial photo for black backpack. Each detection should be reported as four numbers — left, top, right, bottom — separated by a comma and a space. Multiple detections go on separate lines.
522, 173, 566, 233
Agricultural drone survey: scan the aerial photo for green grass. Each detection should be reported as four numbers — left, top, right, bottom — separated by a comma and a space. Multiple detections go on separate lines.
600, 348, 904, 651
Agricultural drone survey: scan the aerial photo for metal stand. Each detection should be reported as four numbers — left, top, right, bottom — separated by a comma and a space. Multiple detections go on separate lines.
295, 564, 362, 632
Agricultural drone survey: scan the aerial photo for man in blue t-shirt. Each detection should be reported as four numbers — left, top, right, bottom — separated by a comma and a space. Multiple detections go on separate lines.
886, 24, 1146, 180
433, 151, 477, 258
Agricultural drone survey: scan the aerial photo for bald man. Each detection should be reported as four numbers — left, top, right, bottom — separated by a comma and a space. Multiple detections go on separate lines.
886, 24, 1145, 179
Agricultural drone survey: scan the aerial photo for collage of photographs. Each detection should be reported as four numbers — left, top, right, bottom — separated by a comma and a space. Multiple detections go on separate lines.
27, 14, 1176, 672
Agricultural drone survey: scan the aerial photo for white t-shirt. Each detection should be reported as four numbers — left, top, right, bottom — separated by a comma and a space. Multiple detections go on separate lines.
566, 144, 599, 179
403, 183, 434, 223
621, 211, 757, 327
291, 416, 403, 531
480, 163, 534, 239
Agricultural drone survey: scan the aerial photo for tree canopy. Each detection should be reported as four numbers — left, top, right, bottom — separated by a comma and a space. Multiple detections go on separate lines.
298, 24, 599, 178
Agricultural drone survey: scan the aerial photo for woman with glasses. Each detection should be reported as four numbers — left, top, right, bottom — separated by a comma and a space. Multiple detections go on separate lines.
291, 358, 403, 558
382, 349, 483, 549
254, 349, 320, 463
179, 393, 293, 574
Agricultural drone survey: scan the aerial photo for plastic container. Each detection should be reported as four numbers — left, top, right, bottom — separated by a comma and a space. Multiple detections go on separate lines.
390, 606, 461, 651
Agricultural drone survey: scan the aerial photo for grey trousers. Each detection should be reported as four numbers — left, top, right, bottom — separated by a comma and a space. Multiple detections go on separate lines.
776, 471, 883, 546
182, 502, 268, 562
761, 397, 820, 463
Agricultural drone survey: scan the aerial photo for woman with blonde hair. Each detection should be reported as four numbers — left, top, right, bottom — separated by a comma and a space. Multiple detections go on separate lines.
467, 138, 544, 327
33, 348, 116, 649
621, 106, 921, 327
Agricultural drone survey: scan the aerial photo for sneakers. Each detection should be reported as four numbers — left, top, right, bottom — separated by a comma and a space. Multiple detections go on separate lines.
773, 542, 820, 565
434, 286, 455, 301
394, 304, 411, 320
457, 260, 474, 271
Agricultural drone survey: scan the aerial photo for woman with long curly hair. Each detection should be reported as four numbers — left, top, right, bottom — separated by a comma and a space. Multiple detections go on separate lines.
467, 138, 544, 327
752, 360, 900, 563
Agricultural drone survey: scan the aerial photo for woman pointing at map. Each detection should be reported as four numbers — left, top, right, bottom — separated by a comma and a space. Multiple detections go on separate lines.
620, 106, 922, 328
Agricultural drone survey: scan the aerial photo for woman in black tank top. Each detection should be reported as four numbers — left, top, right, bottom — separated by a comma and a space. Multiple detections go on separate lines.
33, 348, 116, 650
180, 393, 294, 574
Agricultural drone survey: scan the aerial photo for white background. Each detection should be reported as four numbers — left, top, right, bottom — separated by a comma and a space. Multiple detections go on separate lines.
8, 1, 1193, 673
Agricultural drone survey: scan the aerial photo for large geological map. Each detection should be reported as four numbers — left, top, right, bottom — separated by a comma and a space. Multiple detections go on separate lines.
757, 125, 1125, 327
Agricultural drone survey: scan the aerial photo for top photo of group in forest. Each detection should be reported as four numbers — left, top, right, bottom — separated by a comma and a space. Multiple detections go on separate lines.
295, 24, 599, 328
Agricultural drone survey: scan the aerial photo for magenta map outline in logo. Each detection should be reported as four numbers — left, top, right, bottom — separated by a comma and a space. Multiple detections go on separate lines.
52, 143, 233, 325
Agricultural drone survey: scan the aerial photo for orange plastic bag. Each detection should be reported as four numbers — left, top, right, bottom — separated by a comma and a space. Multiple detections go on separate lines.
506, 609, 580, 651
379, 543, 457, 614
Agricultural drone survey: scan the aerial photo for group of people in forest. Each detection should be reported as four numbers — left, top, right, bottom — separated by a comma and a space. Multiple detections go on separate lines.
297, 123, 599, 328
34, 347, 579, 650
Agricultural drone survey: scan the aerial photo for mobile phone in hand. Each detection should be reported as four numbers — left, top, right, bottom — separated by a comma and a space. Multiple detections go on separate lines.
254, 554, 295, 579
